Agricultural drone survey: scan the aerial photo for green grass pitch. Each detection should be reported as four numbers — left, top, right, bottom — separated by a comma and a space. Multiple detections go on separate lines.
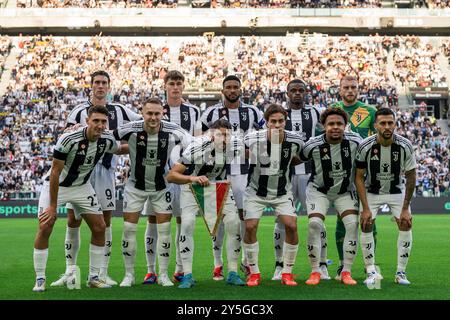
1, 214, 449, 300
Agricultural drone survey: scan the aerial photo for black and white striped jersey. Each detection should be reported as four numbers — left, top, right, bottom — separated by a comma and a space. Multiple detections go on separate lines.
245, 130, 304, 198
355, 133, 416, 195
113, 120, 192, 192
48, 127, 119, 187
162, 102, 201, 136
180, 135, 243, 182
285, 105, 322, 175
300, 132, 362, 196
66, 100, 142, 169
200, 101, 265, 175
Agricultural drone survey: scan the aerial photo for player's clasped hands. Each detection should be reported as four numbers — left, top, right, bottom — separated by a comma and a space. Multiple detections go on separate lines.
191, 175, 210, 187
38, 207, 57, 226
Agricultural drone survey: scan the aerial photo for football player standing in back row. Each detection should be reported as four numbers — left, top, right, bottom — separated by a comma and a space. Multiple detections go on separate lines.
114, 98, 191, 287
271, 79, 329, 281
51, 71, 142, 288
142, 70, 201, 285
331, 75, 378, 281
201, 75, 264, 280
355, 108, 416, 286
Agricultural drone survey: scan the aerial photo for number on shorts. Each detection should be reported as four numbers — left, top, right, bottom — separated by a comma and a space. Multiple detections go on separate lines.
87, 196, 95, 207
165, 192, 172, 203
105, 189, 113, 200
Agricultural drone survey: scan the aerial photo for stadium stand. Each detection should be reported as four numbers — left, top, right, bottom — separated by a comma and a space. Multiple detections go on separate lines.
0, 34, 448, 199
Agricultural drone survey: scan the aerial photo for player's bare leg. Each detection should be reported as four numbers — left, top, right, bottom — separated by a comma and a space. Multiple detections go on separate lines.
120, 212, 140, 287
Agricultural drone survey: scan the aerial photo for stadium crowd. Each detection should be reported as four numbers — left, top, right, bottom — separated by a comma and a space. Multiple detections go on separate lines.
392, 36, 447, 88
0, 36, 12, 78
0, 35, 448, 199
17, 0, 178, 8
233, 35, 397, 110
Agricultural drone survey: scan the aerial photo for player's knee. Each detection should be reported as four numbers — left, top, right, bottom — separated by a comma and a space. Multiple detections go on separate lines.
38, 224, 53, 238
91, 220, 106, 236
284, 219, 298, 234
342, 214, 358, 233
245, 221, 258, 235
181, 216, 195, 235
308, 216, 323, 234
67, 217, 81, 228
223, 215, 240, 234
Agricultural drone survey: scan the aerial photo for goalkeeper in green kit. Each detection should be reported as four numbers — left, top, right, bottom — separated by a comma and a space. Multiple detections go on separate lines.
331, 75, 378, 280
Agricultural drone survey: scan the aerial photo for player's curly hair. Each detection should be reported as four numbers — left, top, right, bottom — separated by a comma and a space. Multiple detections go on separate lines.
320, 107, 348, 125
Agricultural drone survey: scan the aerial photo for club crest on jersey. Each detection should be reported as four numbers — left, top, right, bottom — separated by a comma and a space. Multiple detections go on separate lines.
241, 112, 247, 121
182, 111, 189, 121
303, 112, 310, 120
98, 143, 105, 154
109, 111, 115, 120
283, 148, 289, 158
393, 151, 399, 162
160, 139, 167, 148
343, 147, 349, 158
356, 113, 361, 122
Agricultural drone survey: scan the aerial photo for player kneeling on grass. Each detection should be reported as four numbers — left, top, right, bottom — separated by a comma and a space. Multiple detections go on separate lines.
300, 108, 362, 286
166, 119, 245, 288
33, 105, 128, 292
355, 108, 416, 286
243, 104, 304, 287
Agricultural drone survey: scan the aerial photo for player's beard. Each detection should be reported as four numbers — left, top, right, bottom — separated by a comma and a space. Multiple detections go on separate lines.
224, 94, 240, 104
343, 94, 357, 105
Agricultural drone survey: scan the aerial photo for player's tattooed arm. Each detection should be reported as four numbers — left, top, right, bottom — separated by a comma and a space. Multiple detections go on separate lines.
403, 168, 416, 209
399, 168, 415, 230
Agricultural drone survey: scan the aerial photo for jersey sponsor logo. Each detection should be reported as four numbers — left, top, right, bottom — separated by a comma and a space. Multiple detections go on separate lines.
232, 123, 239, 131
294, 123, 301, 131
333, 162, 341, 170
148, 149, 157, 158
86, 156, 94, 164
382, 163, 390, 172
393, 151, 399, 162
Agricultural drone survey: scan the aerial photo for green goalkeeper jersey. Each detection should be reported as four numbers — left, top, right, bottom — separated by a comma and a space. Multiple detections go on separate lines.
331, 101, 377, 139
